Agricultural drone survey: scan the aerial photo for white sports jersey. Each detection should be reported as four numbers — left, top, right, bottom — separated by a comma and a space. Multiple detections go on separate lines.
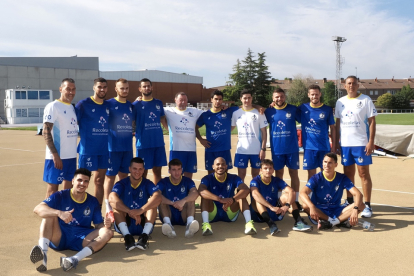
164, 107, 204, 151
231, 108, 268, 154
43, 100, 78, 159
335, 94, 377, 147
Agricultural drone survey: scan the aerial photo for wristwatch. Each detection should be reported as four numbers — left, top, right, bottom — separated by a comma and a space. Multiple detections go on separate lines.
353, 206, 359, 210
285, 203, 291, 208
261, 148, 266, 151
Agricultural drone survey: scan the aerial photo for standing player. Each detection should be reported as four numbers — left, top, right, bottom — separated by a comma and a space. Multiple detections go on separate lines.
30, 168, 113, 272
75, 78, 109, 207
109, 157, 161, 251
265, 88, 301, 208
298, 84, 336, 180
164, 92, 204, 179
334, 76, 377, 218
198, 157, 256, 236
42, 78, 78, 199
132, 78, 167, 185
250, 159, 312, 235
158, 159, 200, 238
103, 78, 134, 212
231, 89, 267, 182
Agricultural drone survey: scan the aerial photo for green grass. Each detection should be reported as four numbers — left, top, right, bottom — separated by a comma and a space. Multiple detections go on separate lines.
375, 113, 414, 125
1, 126, 38, 131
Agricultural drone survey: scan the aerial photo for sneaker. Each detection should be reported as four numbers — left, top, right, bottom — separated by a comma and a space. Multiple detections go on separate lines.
60, 256, 79, 272
30, 245, 47, 272
269, 222, 281, 236
361, 205, 372, 218
336, 220, 352, 229
185, 220, 199, 238
295, 201, 303, 211
244, 220, 257, 235
202, 222, 213, 236
293, 220, 313, 232
318, 219, 333, 230
162, 223, 177, 238
124, 234, 136, 251
341, 199, 350, 208
308, 215, 318, 225
136, 233, 149, 250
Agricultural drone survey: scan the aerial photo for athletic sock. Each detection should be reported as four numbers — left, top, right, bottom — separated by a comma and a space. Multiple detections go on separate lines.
202, 211, 209, 223
292, 209, 300, 223
118, 222, 130, 236
163, 217, 171, 225
187, 216, 194, 225
365, 202, 371, 208
328, 217, 340, 226
347, 197, 354, 204
243, 210, 251, 223
143, 222, 153, 235
295, 193, 299, 202
260, 211, 275, 227
73, 246, 93, 261
38, 238, 50, 252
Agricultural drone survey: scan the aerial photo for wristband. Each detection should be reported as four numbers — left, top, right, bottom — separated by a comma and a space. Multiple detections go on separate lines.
261, 148, 266, 151
285, 203, 291, 208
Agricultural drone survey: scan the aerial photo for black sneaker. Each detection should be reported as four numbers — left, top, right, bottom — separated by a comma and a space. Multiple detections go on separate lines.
336, 220, 352, 229
318, 219, 333, 230
124, 234, 136, 251
136, 233, 149, 250
295, 201, 303, 211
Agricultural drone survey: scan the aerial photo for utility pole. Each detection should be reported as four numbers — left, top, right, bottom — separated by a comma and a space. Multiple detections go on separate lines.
332, 36, 346, 100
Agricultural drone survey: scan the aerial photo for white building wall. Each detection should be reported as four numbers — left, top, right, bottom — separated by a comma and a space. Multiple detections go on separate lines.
100, 70, 203, 84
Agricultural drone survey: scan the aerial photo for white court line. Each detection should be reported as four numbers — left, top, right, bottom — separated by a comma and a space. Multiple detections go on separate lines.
369, 203, 414, 211
0, 162, 43, 168
0, 147, 43, 152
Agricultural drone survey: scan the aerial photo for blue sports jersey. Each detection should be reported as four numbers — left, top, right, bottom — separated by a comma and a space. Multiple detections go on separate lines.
132, 98, 165, 149
200, 173, 243, 200
306, 172, 354, 207
106, 98, 133, 152
157, 176, 196, 202
250, 175, 288, 207
265, 104, 300, 155
196, 106, 239, 152
76, 97, 109, 155
112, 177, 158, 210
298, 103, 334, 151
43, 189, 103, 229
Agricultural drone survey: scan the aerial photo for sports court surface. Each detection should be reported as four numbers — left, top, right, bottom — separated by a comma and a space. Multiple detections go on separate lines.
0, 130, 413, 275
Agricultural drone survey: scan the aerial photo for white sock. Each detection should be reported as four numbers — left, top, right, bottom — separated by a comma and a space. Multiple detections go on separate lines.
38, 238, 50, 252
187, 216, 194, 225
328, 217, 340, 226
118, 222, 130, 236
243, 210, 252, 223
73, 247, 93, 261
143, 222, 153, 235
295, 193, 299, 201
202, 211, 209, 223
163, 217, 171, 225
105, 199, 112, 212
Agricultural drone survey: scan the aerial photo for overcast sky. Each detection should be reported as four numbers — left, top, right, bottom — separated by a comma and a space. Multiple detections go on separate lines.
1, 0, 413, 88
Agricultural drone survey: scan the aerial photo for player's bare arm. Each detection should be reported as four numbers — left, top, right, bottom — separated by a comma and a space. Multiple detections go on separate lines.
251, 187, 274, 209
172, 187, 199, 211
43, 122, 62, 170
329, 124, 336, 153
198, 184, 222, 202
251, 104, 265, 115
196, 125, 211, 148
33, 202, 74, 223
365, 117, 376, 156
259, 127, 267, 160
334, 118, 341, 154
160, 115, 168, 131
348, 186, 363, 226
300, 186, 319, 221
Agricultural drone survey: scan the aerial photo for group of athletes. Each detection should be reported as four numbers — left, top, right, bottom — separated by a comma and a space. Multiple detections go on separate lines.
29, 75, 377, 272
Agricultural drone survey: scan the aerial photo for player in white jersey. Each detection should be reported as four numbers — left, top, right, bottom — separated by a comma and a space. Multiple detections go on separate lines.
231, 89, 267, 182
334, 76, 377, 218
164, 92, 204, 179
42, 78, 78, 199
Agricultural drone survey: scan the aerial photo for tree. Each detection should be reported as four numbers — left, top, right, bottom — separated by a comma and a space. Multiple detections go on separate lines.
393, 84, 414, 109
254, 52, 273, 106
286, 75, 308, 106
376, 93, 394, 108
321, 81, 336, 108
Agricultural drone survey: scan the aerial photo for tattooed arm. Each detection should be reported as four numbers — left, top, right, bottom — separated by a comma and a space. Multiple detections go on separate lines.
43, 122, 62, 170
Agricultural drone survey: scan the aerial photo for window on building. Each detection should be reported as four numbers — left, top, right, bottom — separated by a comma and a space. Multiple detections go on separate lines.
375, 90, 378, 95
15, 91, 27, 99
391, 90, 396, 95
39, 91, 50, 100
16, 108, 28, 117
28, 90, 38, 100
28, 108, 39, 117
370, 91, 373, 95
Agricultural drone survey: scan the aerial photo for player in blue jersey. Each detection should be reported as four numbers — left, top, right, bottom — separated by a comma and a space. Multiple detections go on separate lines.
104, 78, 134, 213
265, 88, 301, 208
158, 159, 200, 238
109, 157, 161, 251
300, 153, 367, 230
250, 159, 312, 235
298, 84, 336, 180
75, 78, 109, 207
133, 78, 167, 185
198, 157, 256, 236
30, 168, 113, 272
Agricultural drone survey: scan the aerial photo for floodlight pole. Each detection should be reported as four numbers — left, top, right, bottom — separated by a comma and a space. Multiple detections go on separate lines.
332, 36, 347, 100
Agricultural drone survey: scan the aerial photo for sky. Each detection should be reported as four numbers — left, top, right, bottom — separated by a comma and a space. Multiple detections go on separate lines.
1, 0, 413, 88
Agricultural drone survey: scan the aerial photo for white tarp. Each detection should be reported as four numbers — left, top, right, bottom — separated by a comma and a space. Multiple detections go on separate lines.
375, 125, 414, 156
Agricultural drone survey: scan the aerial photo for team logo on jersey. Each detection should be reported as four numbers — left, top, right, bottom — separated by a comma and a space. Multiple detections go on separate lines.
149, 112, 157, 121
227, 184, 231, 191
356, 101, 363, 108
64, 110, 66, 114
229, 161, 232, 167
193, 165, 197, 170
277, 120, 285, 130
242, 122, 250, 129
57, 172, 64, 182
115, 106, 118, 110
106, 108, 109, 115
180, 117, 189, 126
156, 104, 161, 110
129, 107, 132, 112
305, 111, 309, 113
358, 156, 363, 163
142, 106, 145, 109
271, 186, 275, 193
188, 111, 194, 117
308, 118, 317, 127
99, 116, 107, 127
335, 185, 339, 191
264, 120, 268, 125
122, 114, 130, 123
373, 108, 377, 114
256, 161, 261, 167
221, 113, 227, 118
92, 109, 95, 112
286, 112, 292, 118
214, 121, 222, 128
70, 118, 77, 127
324, 194, 332, 202
343, 158, 347, 163
319, 112, 325, 119
238, 160, 245, 166
181, 185, 186, 193
139, 190, 144, 198
251, 114, 257, 122
83, 206, 91, 216
345, 110, 354, 119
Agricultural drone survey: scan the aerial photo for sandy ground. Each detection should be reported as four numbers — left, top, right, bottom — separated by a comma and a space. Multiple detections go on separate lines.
0, 130, 413, 276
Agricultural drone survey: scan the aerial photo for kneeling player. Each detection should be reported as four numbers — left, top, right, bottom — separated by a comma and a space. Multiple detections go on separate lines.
300, 153, 366, 230
30, 168, 113, 272
250, 159, 312, 235
198, 157, 256, 236
109, 157, 161, 251
158, 159, 200, 238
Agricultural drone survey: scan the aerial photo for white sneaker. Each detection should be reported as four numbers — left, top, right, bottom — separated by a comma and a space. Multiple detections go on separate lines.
162, 223, 176, 238
185, 220, 199, 238
361, 205, 372, 218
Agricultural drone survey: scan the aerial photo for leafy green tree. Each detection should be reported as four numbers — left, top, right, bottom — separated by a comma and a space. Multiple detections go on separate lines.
321, 81, 337, 108
376, 93, 394, 108
254, 52, 273, 106
393, 84, 414, 109
286, 75, 308, 106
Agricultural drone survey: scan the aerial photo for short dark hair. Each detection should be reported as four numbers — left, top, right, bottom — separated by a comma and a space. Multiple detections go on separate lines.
240, 89, 252, 98
168, 158, 182, 169
211, 90, 224, 99
175, 92, 187, 99
324, 152, 338, 163
261, 159, 273, 168
61, 78, 75, 87
94, 77, 107, 85
140, 78, 152, 86
116, 78, 128, 84
345, 75, 358, 82
130, 157, 144, 167
74, 168, 91, 179
273, 88, 285, 94
308, 84, 321, 92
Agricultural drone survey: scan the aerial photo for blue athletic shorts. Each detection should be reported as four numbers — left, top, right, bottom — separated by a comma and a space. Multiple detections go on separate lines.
234, 153, 261, 169
49, 223, 95, 251
43, 158, 76, 184
136, 146, 167, 170
249, 201, 284, 222
78, 154, 109, 171
272, 153, 300, 170
341, 146, 372, 166
159, 206, 186, 226
114, 214, 149, 236
205, 150, 233, 170
314, 204, 345, 219
106, 151, 133, 176
169, 151, 197, 173
303, 150, 329, 170
209, 201, 240, 223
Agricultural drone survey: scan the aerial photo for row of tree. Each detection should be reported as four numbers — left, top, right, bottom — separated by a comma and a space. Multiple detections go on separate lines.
376, 85, 414, 109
